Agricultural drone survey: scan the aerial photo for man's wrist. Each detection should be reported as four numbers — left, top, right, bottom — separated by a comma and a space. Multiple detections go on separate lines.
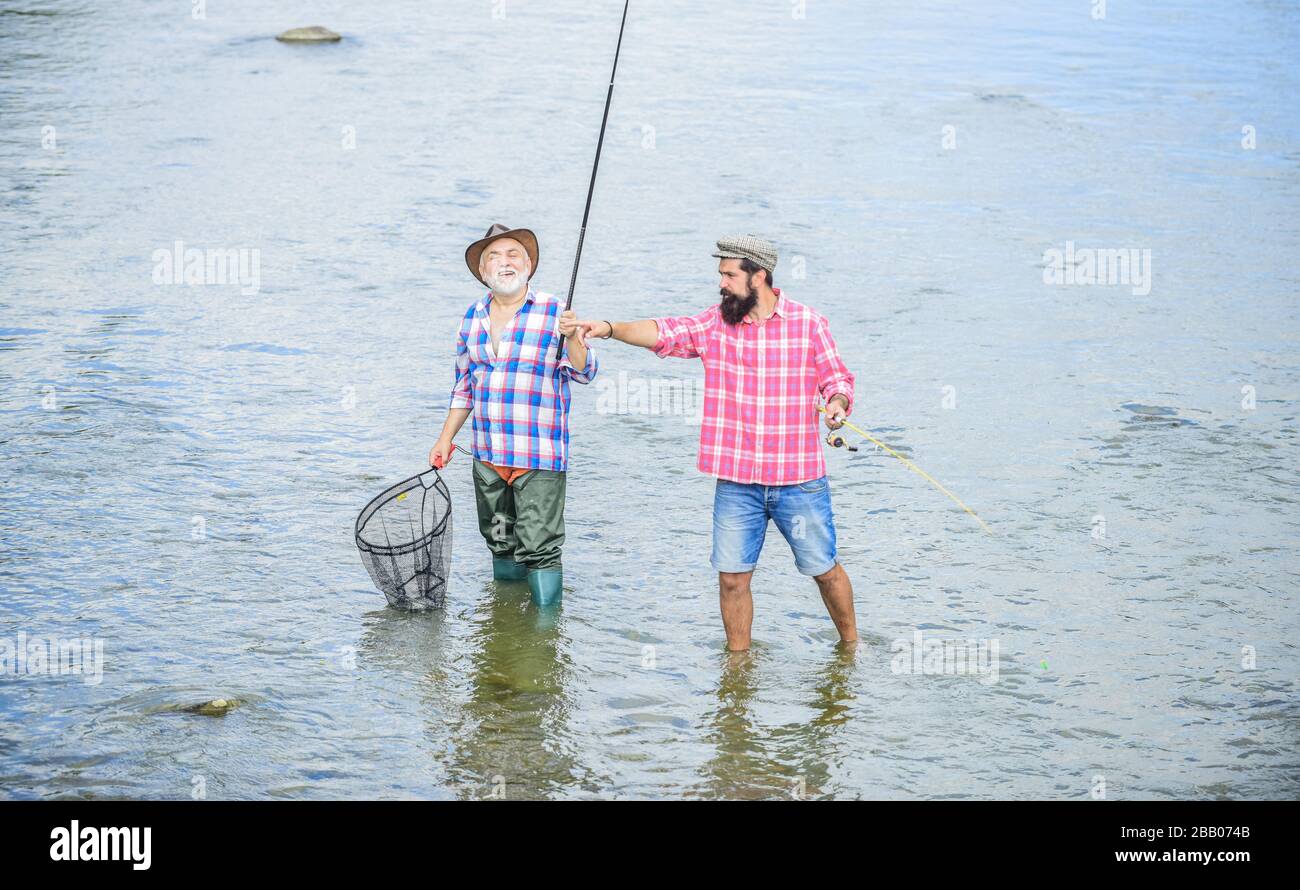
828, 394, 850, 412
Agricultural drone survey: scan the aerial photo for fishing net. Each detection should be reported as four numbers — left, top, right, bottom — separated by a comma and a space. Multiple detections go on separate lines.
355, 467, 453, 611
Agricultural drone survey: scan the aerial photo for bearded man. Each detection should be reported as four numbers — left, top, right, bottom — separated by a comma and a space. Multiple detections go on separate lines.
430, 223, 596, 606
570, 235, 857, 650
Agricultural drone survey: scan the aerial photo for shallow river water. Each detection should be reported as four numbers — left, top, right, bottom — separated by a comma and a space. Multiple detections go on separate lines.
1, 0, 1297, 799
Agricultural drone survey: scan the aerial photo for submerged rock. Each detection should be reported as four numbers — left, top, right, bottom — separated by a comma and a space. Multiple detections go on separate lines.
276, 26, 342, 43
183, 698, 240, 716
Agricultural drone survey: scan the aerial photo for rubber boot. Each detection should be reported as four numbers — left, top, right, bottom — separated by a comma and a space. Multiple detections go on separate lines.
526, 569, 563, 606
492, 557, 529, 582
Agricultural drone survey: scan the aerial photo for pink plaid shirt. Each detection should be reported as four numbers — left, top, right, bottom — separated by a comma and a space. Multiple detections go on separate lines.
653, 289, 854, 485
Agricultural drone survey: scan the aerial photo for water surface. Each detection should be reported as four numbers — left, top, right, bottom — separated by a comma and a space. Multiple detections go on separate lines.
1, 0, 1297, 799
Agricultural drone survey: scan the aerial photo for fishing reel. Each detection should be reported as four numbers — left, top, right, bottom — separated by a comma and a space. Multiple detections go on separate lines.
825, 432, 858, 451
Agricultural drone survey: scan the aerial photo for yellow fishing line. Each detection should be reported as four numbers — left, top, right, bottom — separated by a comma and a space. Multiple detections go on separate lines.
819, 406, 993, 535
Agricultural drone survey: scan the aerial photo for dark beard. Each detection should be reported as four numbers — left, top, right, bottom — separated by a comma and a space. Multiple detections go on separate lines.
719, 283, 758, 325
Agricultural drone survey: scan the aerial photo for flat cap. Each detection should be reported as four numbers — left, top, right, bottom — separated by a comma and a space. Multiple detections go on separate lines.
712, 234, 777, 274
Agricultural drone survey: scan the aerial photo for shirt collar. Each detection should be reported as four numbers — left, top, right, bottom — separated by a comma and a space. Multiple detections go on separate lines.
479, 283, 536, 314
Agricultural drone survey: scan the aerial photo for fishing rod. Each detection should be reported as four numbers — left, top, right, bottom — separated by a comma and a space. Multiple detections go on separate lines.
556, 0, 630, 360
819, 405, 993, 535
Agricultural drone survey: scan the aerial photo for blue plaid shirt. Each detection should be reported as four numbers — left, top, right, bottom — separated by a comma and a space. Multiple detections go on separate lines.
448, 286, 597, 471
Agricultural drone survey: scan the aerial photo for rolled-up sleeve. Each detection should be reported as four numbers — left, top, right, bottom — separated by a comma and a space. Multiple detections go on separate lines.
652, 307, 716, 359
558, 341, 598, 384
448, 313, 473, 411
812, 314, 854, 415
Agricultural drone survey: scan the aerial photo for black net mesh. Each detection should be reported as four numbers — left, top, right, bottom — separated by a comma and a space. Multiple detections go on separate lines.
355, 468, 453, 611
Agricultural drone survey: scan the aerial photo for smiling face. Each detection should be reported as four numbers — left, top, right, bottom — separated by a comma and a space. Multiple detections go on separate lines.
478, 237, 531, 296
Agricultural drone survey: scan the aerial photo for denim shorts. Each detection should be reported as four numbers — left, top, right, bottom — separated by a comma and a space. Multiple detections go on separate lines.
711, 475, 839, 577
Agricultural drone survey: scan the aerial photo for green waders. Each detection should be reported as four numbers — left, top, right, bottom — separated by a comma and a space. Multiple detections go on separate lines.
471, 458, 566, 605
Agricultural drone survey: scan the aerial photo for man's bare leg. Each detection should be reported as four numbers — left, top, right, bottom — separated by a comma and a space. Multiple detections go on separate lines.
814, 562, 858, 644
718, 570, 755, 651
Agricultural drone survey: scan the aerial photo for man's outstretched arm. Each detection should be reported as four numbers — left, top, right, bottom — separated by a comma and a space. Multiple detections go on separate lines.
578, 310, 713, 359
580, 319, 659, 349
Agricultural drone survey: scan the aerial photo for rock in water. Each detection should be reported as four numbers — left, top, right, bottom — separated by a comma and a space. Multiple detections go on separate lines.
276, 26, 342, 43
184, 698, 240, 716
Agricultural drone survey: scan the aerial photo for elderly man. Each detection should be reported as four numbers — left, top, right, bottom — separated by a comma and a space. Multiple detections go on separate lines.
573, 235, 858, 650
429, 223, 596, 606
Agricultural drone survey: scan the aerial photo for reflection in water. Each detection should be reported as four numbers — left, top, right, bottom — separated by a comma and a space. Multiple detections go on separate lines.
696, 645, 858, 800
359, 581, 584, 800
447, 584, 579, 800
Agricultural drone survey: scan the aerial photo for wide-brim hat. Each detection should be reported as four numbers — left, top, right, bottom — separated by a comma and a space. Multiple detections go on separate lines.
465, 223, 539, 286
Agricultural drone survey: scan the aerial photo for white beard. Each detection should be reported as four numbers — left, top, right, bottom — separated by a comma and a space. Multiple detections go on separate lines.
486, 266, 527, 297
